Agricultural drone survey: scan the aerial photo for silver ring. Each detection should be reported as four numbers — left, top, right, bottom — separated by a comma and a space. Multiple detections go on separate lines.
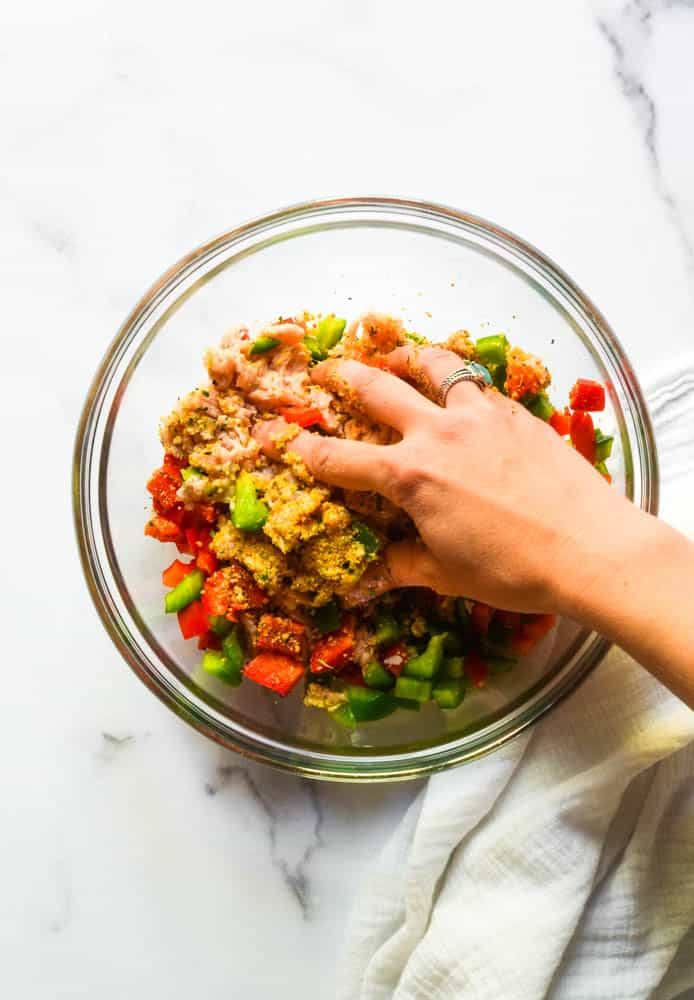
438, 363, 492, 406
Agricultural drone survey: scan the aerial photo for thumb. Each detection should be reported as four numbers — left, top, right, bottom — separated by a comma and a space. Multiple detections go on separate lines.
342, 540, 449, 606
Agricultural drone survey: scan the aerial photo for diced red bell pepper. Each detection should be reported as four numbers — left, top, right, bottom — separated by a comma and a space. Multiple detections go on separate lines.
197, 631, 222, 651
339, 667, 366, 687
522, 613, 557, 640
162, 558, 196, 588
257, 614, 306, 657
201, 564, 268, 619
278, 406, 327, 429
185, 525, 212, 554
243, 652, 306, 697
196, 548, 218, 576
470, 602, 494, 636
569, 379, 605, 412
148, 470, 180, 514
496, 610, 522, 631
509, 631, 537, 657
145, 515, 183, 542
465, 651, 489, 688
176, 538, 193, 555
310, 630, 355, 673
549, 407, 571, 436
177, 600, 209, 640
570, 410, 596, 464
162, 452, 185, 478
380, 641, 409, 677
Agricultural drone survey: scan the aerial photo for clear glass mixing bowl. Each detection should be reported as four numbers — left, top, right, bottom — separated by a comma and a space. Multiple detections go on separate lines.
73, 197, 658, 781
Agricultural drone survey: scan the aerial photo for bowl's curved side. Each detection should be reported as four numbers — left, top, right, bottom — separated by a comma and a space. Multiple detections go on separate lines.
73, 197, 659, 781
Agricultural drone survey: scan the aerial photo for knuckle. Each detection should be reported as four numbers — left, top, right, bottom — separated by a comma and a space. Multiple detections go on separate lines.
388, 449, 430, 508
307, 436, 335, 479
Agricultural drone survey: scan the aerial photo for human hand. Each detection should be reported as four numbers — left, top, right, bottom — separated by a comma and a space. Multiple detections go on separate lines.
255, 345, 633, 614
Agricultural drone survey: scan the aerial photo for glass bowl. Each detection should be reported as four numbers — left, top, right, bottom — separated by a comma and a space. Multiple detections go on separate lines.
73, 197, 658, 781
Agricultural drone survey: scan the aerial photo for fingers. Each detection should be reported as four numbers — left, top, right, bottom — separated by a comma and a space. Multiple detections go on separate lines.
311, 359, 436, 432
253, 418, 395, 493
342, 540, 450, 606
385, 345, 486, 408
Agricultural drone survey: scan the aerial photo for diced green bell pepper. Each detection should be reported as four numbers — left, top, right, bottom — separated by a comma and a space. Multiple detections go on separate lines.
394, 696, 421, 711
181, 466, 203, 481
455, 598, 472, 632
222, 629, 245, 678
249, 335, 280, 357
317, 315, 346, 352
201, 644, 242, 686
443, 632, 464, 655
493, 364, 508, 392
526, 393, 555, 422
594, 429, 614, 462
374, 612, 403, 645
476, 334, 509, 368
311, 599, 341, 634
595, 460, 610, 477
362, 660, 395, 690
488, 656, 517, 676
394, 676, 432, 702
442, 655, 465, 679
404, 633, 447, 680
232, 473, 269, 531
164, 568, 205, 613
432, 679, 465, 709
303, 335, 326, 362
209, 614, 234, 637
353, 521, 381, 558
347, 686, 396, 722
331, 703, 357, 729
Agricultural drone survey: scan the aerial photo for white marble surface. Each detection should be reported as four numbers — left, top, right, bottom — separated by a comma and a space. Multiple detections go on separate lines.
2, 0, 693, 996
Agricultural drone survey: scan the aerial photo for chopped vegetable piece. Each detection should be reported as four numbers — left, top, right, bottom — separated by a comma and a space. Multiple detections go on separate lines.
569, 378, 605, 412
243, 652, 305, 696
470, 602, 494, 635
455, 598, 472, 632
522, 613, 557, 640
165, 568, 205, 613
353, 521, 381, 558
232, 473, 269, 532
347, 686, 396, 722
374, 612, 403, 645
249, 335, 280, 357
433, 680, 465, 709
311, 600, 341, 635
197, 631, 221, 651
394, 697, 421, 711
209, 614, 234, 637
442, 656, 465, 679
201, 564, 268, 619
145, 515, 183, 542
362, 660, 395, 690
256, 614, 305, 657
488, 656, 517, 675
196, 548, 218, 575
181, 466, 203, 481
331, 703, 357, 729
464, 651, 489, 688
177, 599, 209, 640
496, 610, 522, 631
317, 315, 346, 351
570, 410, 596, 463
476, 333, 509, 368
394, 676, 432, 702
526, 393, 555, 422
404, 633, 447, 680
380, 641, 409, 677
549, 407, 571, 436
443, 631, 464, 655
162, 558, 195, 588
596, 461, 612, 482
509, 631, 537, 656
278, 406, 327, 429
303, 334, 327, 362
310, 628, 355, 673
594, 429, 614, 462
202, 649, 241, 686
222, 629, 245, 675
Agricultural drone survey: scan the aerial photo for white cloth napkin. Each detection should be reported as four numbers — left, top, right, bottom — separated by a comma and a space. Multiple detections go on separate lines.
338, 365, 694, 1000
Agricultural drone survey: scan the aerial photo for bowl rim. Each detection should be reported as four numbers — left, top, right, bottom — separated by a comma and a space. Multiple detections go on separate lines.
73, 195, 659, 782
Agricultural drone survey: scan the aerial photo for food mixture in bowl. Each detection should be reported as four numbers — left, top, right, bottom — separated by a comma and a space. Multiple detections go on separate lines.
144, 312, 612, 728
